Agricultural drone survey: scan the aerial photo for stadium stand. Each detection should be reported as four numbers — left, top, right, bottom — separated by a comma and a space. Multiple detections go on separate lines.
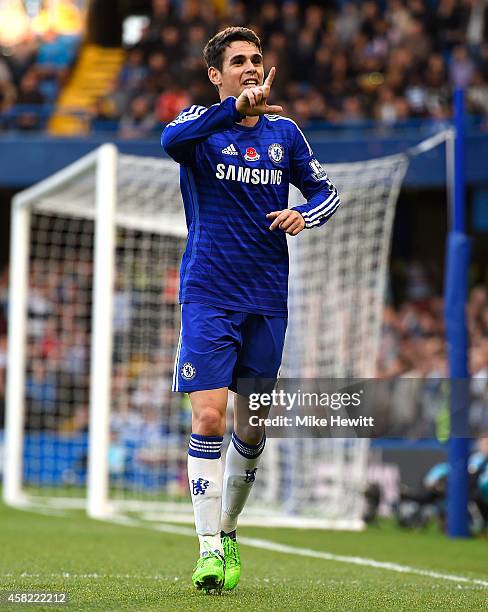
99, 0, 488, 134
1, 1, 488, 135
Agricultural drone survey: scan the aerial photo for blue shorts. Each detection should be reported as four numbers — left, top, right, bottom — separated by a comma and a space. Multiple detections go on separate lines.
172, 303, 287, 393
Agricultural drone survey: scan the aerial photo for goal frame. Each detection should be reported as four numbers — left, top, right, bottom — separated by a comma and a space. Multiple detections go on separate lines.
4, 145, 117, 517
4, 132, 456, 530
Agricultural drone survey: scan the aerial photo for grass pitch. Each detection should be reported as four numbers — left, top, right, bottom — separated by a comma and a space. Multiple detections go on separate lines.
1, 503, 487, 611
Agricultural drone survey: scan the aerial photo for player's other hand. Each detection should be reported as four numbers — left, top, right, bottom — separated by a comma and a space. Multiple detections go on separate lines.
267, 209, 305, 236
236, 67, 284, 116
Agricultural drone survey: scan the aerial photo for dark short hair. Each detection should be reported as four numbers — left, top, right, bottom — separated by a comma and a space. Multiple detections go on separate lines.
203, 27, 262, 72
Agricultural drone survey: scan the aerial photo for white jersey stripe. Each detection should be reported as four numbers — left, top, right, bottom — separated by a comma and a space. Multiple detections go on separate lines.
168, 106, 207, 127
264, 115, 313, 155
306, 200, 341, 227
303, 194, 340, 223
302, 191, 337, 219
172, 309, 183, 391
304, 196, 340, 225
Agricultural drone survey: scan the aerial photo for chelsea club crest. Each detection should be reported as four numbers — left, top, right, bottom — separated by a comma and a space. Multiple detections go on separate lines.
181, 362, 196, 380
268, 143, 284, 164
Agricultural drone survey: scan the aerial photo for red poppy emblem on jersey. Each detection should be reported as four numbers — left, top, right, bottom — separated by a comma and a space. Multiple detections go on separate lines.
244, 147, 260, 162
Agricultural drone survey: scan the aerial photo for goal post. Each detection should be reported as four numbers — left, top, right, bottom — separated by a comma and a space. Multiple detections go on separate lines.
3, 133, 454, 528
88, 143, 117, 519
4, 190, 30, 507
4, 146, 104, 508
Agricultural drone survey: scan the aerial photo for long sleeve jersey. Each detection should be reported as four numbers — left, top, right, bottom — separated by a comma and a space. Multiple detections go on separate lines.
161, 95, 340, 316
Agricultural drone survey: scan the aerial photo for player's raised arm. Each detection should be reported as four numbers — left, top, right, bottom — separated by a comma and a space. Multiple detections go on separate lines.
235, 67, 283, 117
161, 97, 245, 165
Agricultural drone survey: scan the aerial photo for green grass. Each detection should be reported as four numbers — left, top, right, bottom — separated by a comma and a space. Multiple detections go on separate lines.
0, 503, 487, 611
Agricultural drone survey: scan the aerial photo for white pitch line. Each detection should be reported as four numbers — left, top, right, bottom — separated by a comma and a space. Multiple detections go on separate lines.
107, 515, 488, 589
9, 506, 488, 589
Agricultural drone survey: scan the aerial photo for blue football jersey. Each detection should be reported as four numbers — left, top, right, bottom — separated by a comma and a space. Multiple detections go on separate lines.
161, 96, 340, 316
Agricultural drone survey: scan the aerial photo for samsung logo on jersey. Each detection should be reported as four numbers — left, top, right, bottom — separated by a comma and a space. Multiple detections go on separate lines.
216, 163, 283, 185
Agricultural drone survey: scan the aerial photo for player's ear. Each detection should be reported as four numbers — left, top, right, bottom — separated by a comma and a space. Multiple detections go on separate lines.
208, 66, 222, 87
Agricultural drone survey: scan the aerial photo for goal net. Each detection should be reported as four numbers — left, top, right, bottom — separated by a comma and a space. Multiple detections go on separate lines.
4, 144, 409, 529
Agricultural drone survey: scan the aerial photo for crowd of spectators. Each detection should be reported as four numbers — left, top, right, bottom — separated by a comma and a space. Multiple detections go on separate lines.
378, 266, 488, 380
0, 1, 82, 130
94, 0, 488, 138
376, 270, 488, 437
2, 0, 488, 135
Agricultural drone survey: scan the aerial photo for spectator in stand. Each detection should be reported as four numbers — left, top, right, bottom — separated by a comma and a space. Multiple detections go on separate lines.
0, 58, 16, 116
91, 96, 118, 132
4, 33, 38, 86
158, 25, 183, 65
25, 360, 57, 430
289, 28, 317, 83
14, 68, 45, 130
341, 95, 367, 124
465, 0, 488, 55
145, 0, 177, 45
375, 85, 398, 125
118, 47, 148, 95
449, 44, 476, 88
155, 83, 191, 123
435, 0, 469, 52
468, 70, 488, 115
259, 1, 282, 44
118, 95, 156, 138
35, 28, 79, 102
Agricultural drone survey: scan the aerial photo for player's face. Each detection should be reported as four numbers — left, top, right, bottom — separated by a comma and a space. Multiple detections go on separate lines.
212, 41, 264, 99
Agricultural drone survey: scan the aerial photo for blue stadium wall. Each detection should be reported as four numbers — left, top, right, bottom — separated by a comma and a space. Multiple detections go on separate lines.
1, 132, 487, 189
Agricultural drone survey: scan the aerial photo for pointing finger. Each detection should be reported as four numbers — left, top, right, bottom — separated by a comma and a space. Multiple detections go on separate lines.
264, 66, 276, 89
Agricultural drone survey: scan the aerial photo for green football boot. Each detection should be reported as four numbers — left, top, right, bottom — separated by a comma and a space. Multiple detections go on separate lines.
222, 532, 241, 591
192, 551, 225, 594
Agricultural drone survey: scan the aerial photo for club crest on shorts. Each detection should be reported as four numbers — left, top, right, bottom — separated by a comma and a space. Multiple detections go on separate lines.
244, 147, 260, 161
181, 362, 196, 380
268, 143, 284, 164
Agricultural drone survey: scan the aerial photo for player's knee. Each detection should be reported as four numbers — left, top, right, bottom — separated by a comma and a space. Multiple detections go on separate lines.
235, 424, 265, 446
193, 407, 225, 436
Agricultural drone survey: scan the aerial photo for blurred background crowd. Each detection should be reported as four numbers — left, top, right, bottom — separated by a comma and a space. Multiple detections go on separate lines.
111, 0, 488, 134
0, 0, 83, 129
1, 0, 488, 135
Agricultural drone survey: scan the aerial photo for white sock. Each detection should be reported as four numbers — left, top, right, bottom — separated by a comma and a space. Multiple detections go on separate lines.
187, 433, 224, 556
221, 432, 266, 534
